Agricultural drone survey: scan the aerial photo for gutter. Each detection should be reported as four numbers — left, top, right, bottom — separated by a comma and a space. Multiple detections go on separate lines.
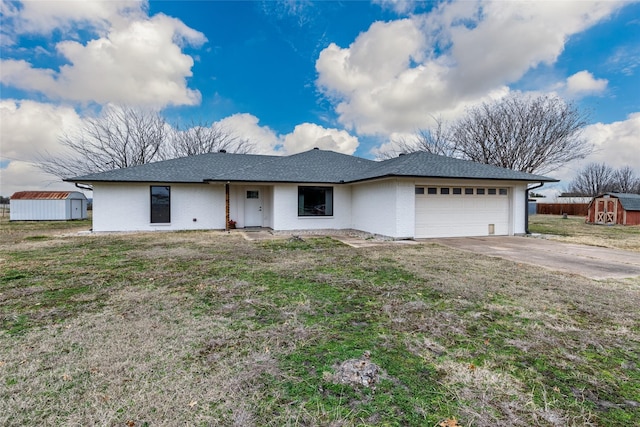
525, 182, 545, 234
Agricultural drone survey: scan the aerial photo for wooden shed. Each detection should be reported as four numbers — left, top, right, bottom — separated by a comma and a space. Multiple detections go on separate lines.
586, 193, 640, 226
10, 191, 88, 221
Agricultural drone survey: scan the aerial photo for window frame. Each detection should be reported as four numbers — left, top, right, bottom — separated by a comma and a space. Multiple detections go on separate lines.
298, 186, 334, 217
150, 185, 171, 224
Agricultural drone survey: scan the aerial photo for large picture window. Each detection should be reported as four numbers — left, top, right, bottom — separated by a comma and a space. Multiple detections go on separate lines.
298, 186, 333, 216
150, 186, 171, 223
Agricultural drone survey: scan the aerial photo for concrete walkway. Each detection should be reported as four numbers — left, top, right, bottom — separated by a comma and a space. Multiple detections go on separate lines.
432, 236, 640, 280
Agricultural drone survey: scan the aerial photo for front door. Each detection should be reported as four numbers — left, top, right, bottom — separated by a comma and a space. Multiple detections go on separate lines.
244, 188, 262, 227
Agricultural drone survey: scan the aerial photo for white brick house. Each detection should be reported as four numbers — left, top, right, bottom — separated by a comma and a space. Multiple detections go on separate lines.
66, 148, 556, 238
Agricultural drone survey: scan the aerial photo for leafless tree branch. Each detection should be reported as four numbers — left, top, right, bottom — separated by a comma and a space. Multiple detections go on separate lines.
377, 117, 454, 159
450, 94, 591, 174
568, 163, 640, 195
37, 108, 255, 180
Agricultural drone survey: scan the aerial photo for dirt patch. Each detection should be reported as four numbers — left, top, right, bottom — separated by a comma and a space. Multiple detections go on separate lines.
327, 351, 381, 389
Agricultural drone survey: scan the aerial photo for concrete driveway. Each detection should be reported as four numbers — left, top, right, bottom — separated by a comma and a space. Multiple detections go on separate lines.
432, 236, 640, 280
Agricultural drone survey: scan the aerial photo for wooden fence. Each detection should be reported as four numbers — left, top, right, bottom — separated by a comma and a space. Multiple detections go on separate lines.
536, 203, 589, 216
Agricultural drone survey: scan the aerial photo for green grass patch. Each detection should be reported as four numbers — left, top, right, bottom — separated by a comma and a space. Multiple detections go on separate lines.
0, 225, 638, 425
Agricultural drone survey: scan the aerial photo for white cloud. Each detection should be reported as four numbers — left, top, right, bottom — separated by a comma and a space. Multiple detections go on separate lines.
1, 13, 205, 107
0, 0, 145, 46
215, 113, 282, 155
566, 70, 608, 96
215, 114, 359, 156
0, 161, 79, 197
0, 100, 83, 161
372, 0, 416, 14
0, 100, 85, 196
582, 113, 640, 170
14, 0, 144, 33
545, 113, 640, 187
282, 123, 359, 155
316, 0, 623, 137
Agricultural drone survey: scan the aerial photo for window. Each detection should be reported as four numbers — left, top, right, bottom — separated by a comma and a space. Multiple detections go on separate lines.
298, 186, 333, 216
453, 187, 462, 195
247, 190, 259, 199
464, 188, 474, 195
150, 186, 170, 223
488, 188, 497, 195
440, 188, 450, 195
415, 187, 425, 195
476, 188, 485, 195
499, 188, 508, 195
427, 187, 437, 195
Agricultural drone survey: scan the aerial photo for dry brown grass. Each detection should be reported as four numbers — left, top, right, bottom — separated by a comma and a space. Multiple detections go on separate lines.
1, 222, 639, 426
529, 214, 640, 252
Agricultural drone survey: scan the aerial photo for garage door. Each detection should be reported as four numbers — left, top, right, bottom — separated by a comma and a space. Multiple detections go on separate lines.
415, 186, 510, 238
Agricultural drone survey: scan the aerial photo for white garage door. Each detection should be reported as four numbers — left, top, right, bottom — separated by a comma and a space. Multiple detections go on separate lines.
415, 186, 510, 238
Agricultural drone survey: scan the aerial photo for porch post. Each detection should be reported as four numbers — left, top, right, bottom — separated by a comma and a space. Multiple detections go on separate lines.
225, 183, 230, 231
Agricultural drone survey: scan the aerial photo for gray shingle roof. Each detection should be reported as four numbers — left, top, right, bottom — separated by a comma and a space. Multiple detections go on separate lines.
350, 151, 555, 182
67, 152, 279, 183
66, 148, 558, 184
607, 193, 640, 211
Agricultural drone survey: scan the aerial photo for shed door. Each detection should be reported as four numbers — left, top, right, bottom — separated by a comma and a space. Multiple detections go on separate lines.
71, 199, 83, 219
415, 187, 510, 238
594, 198, 616, 224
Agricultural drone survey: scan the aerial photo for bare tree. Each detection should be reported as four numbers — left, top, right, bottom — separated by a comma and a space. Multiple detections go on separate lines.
568, 163, 640, 196
611, 166, 640, 194
378, 117, 454, 159
567, 163, 615, 196
39, 106, 168, 179
166, 120, 254, 158
450, 94, 591, 174
378, 94, 590, 173
38, 108, 254, 180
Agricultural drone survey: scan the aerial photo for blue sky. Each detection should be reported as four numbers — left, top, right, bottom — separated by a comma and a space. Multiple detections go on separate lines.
1, 0, 639, 196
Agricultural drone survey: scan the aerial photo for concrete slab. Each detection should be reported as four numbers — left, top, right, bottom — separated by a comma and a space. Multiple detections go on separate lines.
432, 236, 640, 280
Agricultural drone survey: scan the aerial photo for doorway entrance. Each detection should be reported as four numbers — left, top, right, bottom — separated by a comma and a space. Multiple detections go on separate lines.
244, 188, 263, 227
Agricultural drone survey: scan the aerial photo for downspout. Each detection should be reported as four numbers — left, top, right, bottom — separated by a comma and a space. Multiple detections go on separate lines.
75, 183, 93, 191
525, 182, 545, 234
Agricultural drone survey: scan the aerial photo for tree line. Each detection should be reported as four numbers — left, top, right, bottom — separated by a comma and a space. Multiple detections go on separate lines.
567, 163, 640, 196
38, 96, 638, 197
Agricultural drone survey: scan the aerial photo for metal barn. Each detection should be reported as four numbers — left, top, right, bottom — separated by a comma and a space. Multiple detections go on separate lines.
10, 191, 88, 221
586, 193, 640, 226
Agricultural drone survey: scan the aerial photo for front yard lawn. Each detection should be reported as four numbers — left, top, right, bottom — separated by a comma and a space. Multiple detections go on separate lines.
529, 214, 640, 252
1, 221, 638, 426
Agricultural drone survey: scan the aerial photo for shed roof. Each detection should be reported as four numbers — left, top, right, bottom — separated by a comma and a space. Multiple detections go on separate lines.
66, 148, 558, 185
10, 191, 86, 200
600, 193, 640, 211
